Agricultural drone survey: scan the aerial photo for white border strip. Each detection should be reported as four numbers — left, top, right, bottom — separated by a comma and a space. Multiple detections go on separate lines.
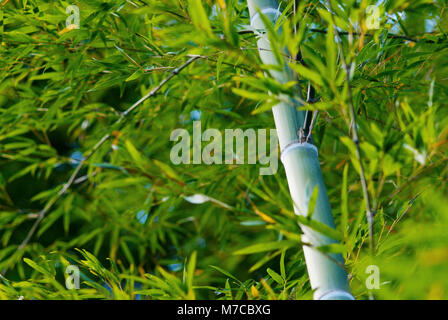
280, 141, 318, 163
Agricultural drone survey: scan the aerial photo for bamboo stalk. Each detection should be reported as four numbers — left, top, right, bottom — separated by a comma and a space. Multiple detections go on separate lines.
246, 0, 353, 300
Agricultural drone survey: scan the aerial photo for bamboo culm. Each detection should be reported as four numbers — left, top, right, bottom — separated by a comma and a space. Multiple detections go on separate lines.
246, 0, 354, 300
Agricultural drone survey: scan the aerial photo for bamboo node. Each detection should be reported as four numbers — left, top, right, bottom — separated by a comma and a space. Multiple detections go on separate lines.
280, 141, 318, 163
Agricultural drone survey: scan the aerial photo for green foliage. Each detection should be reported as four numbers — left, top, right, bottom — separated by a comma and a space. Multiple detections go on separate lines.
0, 0, 447, 300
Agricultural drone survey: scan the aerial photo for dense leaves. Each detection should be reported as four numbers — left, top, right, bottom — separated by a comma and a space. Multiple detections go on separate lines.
0, 0, 447, 300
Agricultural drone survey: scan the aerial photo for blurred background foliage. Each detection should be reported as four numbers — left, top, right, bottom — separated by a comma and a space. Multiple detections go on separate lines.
0, 0, 447, 300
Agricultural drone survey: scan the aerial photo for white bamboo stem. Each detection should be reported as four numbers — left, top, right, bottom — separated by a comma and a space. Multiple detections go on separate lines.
247, 0, 354, 300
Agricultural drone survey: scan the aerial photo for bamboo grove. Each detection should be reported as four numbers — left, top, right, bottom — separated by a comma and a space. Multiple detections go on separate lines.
0, 0, 447, 300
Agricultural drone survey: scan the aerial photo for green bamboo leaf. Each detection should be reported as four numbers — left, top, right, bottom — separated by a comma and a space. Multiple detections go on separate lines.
98, 177, 147, 189
30, 72, 64, 81
234, 240, 300, 255
120, 240, 135, 265
267, 268, 284, 285
290, 64, 324, 87
307, 185, 319, 218
316, 243, 346, 254
280, 249, 286, 280
135, 32, 165, 56
224, 279, 232, 300
126, 69, 144, 82
249, 250, 282, 273
257, 9, 283, 66
23, 258, 51, 276
251, 99, 279, 115
295, 215, 344, 241
37, 207, 64, 237
341, 163, 349, 237
326, 22, 336, 80
153, 159, 182, 182
232, 88, 270, 101
186, 251, 197, 291
125, 139, 145, 170
210, 265, 242, 285
188, 0, 212, 35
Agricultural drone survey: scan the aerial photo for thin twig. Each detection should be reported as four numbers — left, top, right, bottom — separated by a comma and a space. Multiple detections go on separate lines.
327, 1, 375, 255
378, 193, 421, 249
1, 55, 202, 276
120, 55, 200, 118
308, 28, 445, 44
238, 28, 446, 44
388, 157, 448, 200
294, 1, 319, 145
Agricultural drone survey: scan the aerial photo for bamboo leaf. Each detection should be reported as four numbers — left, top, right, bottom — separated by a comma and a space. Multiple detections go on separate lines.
341, 163, 349, 237
188, 0, 212, 35
125, 139, 145, 170
186, 251, 197, 294
295, 215, 344, 241
326, 22, 336, 80
280, 249, 286, 280
23, 258, 51, 276
290, 64, 324, 87
234, 240, 300, 255
210, 265, 242, 285
267, 268, 283, 285
307, 186, 319, 218
232, 88, 270, 101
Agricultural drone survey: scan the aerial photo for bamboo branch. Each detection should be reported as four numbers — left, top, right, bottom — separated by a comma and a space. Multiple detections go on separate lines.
0, 55, 201, 276
308, 28, 445, 44
238, 28, 446, 44
326, 1, 375, 255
